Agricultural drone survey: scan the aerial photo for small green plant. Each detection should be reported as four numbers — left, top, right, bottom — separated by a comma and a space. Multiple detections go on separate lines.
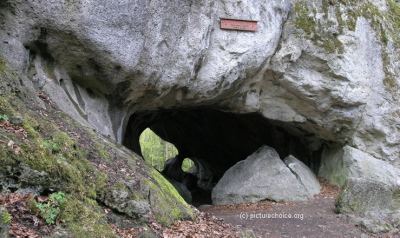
36, 191, 66, 224
0, 206, 11, 224
0, 114, 9, 121
41, 141, 59, 153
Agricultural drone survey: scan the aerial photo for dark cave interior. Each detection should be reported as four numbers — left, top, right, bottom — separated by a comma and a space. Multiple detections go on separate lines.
123, 107, 324, 205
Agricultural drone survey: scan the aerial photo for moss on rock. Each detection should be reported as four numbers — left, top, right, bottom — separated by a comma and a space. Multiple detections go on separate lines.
292, 0, 400, 54
0, 206, 11, 225
335, 178, 400, 215
293, 1, 344, 54
94, 142, 111, 160
61, 195, 116, 238
146, 169, 194, 226
0, 40, 194, 237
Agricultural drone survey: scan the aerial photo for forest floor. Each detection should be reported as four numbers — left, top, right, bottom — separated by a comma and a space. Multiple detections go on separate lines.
2, 177, 400, 238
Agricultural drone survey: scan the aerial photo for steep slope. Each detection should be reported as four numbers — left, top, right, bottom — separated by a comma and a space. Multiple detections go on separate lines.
0, 54, 193, 237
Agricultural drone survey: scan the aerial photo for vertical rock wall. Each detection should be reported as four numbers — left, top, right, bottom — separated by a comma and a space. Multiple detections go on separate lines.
0, 0, 399, 191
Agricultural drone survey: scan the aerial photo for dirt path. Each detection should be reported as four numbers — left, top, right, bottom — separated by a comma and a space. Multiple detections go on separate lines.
200, 195, 362, 238
197, 178, 399, 238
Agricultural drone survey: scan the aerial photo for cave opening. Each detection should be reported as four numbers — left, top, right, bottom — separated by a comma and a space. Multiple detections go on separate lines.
124, 107, 324, 206
139, 128, 196, 174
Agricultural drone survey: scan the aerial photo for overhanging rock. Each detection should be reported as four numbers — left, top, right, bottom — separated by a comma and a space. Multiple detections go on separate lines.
0, 0, 399, 219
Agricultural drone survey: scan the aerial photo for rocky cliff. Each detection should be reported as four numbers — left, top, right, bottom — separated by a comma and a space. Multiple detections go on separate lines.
0, 0, 399, 236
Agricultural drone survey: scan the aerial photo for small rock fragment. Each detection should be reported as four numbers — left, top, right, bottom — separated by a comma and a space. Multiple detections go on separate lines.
10, 116, 23, 126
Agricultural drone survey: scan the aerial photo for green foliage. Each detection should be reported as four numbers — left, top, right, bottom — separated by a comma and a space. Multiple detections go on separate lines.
0, 206, 11, 224
140, 129, 195, 172
140, 128, 179, 171
0, 114, 9, 121
41, 141, 59, 153
388, 0, 400, 29
182, 158, 194, 172
36, 192, 66, 224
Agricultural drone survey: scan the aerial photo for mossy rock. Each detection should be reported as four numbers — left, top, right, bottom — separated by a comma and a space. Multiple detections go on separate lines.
335, 177, 400, 216
0, 206, 11, 238
0, 45, 194, 237
60, 195, 116, 238
0, 206, 11, 225
146, 169, 194, 226
292, 0, 400, 54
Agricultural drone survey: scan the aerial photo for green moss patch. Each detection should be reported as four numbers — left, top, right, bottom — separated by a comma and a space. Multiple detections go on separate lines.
0, 51, 194, 237
61, 195, 116, 238
293, 1, 344, 54
0, 206, 11, 225
292, 0, 400, 101
146, 169, 194, 226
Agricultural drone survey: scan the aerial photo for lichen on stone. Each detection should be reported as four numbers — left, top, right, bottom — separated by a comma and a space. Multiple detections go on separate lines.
293, 0, 344, 54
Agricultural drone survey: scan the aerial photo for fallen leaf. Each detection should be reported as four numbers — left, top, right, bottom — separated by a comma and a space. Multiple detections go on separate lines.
7, 140, 14, 147
37, 196, 49, 203
12, 145, 21, 153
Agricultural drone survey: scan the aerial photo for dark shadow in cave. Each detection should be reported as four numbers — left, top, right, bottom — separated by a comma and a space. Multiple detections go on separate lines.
124, 107, 324, 206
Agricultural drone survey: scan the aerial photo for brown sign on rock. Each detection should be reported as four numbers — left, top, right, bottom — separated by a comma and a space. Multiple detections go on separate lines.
220, 18, 258, 32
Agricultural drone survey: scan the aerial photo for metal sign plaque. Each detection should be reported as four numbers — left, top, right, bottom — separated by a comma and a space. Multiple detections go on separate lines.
220, 18, 258, 31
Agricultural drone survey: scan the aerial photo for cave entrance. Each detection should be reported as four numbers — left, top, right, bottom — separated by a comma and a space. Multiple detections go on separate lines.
139, 128, 195, 172
124, 107, 324, 206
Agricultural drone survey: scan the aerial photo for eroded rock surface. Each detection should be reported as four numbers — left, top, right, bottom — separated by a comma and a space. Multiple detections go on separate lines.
335, 178, 400, 216
284, 155, 321, 197
0, 0, 398, 166
0, 0, 399, 228
212, 146, 320, 205
319, 145, 400, 187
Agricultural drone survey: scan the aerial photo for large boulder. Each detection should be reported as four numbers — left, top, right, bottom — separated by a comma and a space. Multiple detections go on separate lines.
335, 178, 400, 216
284, 155, 321, 197
320, 145, 400, 219
319, 145, 400, 187
212, 146, 320, 205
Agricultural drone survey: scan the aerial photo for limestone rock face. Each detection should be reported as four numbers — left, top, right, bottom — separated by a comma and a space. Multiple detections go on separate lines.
319, 145, 400, 187
211, 146, 320, 205
0, 0, 293, 142
0, 0, 400, 220
1, 0, 398, 166
0, 0, 399, 163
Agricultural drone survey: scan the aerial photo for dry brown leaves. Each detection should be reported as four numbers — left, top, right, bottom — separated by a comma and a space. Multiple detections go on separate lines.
159, 210, 240, 238
110, 224, 138, 238
318, 177, 341, 197
204, 200, 274, 212
0, 119, 28, 152
9, 222, 41, 238
38, 92, 52, 105
0, 194, 43, 237
0, 193, 31, 212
